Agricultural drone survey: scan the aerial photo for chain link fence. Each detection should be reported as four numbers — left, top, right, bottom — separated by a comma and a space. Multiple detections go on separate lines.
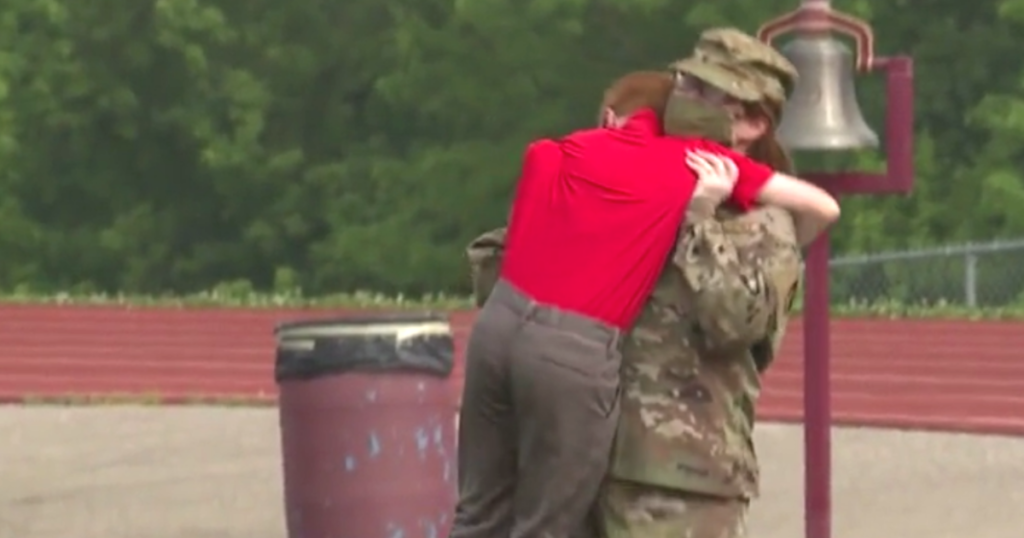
830, 239, 1024, 308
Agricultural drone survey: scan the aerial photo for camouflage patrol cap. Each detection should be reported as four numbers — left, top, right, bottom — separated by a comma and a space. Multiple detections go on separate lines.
669, 27, 798, 105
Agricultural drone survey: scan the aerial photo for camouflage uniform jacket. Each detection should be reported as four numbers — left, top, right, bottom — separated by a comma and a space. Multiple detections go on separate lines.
465, 204, 801, 499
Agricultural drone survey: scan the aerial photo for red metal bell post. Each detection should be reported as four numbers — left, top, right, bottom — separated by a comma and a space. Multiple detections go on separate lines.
757, 1, 915, 538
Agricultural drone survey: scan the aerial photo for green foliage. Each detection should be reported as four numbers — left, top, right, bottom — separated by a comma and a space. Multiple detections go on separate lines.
7, 288, 1024, 319
0, 0, 1023, 298
828, 298, 1024, 320
0, 283, 475, 309
18, 393, 277, 406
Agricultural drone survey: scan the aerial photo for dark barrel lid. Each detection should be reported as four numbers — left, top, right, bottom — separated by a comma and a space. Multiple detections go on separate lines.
274, 311, 454, 381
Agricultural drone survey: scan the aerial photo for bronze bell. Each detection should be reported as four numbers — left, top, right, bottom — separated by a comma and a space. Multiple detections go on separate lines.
775, 35, 879, 151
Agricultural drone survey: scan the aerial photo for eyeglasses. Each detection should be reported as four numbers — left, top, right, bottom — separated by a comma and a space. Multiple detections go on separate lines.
672, 71, 746, 120
671, 72, 731, 105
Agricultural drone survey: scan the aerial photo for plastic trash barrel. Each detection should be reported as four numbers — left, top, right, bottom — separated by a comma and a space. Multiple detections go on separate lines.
275, 312, 457, 538
448, 311, 476, 434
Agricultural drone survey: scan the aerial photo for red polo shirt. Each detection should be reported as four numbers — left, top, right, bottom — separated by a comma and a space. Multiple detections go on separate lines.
501, 109, 773, 329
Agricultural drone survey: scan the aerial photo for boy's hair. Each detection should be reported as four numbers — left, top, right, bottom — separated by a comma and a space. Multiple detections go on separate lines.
598, 71, 674, 124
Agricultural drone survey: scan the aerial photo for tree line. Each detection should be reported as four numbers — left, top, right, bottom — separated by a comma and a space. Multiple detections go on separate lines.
2, 0, 1024, 299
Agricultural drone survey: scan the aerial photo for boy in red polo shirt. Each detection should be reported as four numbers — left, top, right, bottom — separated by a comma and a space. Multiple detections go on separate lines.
450, 72, 839, 538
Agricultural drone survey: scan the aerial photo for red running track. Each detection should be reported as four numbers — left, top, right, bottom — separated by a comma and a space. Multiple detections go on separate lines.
1, 305, 1022, 435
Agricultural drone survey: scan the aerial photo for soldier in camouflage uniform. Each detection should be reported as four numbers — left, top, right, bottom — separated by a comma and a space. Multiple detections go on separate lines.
467, 28, 803, 538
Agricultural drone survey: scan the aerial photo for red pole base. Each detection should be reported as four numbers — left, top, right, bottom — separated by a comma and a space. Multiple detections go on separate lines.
803, 231, 832, 538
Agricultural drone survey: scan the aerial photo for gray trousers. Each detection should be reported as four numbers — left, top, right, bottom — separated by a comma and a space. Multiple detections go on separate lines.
450, 279, 622, 538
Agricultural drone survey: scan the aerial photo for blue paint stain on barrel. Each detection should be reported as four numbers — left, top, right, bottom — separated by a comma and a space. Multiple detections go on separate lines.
368, 432, 382, 458
420, 518, 439, 538
414, 427, 430, 457
276, 313, 457, 538
385, 522, 405, 538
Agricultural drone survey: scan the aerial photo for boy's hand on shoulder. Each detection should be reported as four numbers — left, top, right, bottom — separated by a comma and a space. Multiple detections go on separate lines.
688, 149, 738, 205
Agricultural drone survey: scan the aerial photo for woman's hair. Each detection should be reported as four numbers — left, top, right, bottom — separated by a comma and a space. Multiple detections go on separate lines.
743, 99, 794, 174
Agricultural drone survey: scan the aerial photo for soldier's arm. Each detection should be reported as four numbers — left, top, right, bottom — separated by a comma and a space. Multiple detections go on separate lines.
466, 228, 506, 307
674, 205, 802, 352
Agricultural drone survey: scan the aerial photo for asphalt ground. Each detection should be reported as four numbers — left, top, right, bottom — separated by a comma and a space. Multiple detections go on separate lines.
2, 407, 1021, 538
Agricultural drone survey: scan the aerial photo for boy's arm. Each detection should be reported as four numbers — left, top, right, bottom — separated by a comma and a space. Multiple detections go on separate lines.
675, 204, 802, 355
701, 145, 839, 247
715, 146, 775, 211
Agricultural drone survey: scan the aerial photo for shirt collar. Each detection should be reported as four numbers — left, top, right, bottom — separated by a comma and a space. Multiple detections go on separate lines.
621, 108, 663, 137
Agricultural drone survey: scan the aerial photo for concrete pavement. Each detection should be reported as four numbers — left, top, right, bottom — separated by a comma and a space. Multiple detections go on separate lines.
1, 407, 1021, 538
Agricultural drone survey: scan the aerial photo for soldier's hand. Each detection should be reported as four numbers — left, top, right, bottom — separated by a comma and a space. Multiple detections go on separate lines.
687, 150, 739, 205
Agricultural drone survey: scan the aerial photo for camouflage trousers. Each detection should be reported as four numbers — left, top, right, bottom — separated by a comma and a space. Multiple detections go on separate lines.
597, 479, 748, 538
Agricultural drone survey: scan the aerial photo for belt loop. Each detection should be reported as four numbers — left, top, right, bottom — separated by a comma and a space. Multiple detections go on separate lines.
522, 298, 539, 322
608, 327, 622, 352
547, 306, 561, 327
